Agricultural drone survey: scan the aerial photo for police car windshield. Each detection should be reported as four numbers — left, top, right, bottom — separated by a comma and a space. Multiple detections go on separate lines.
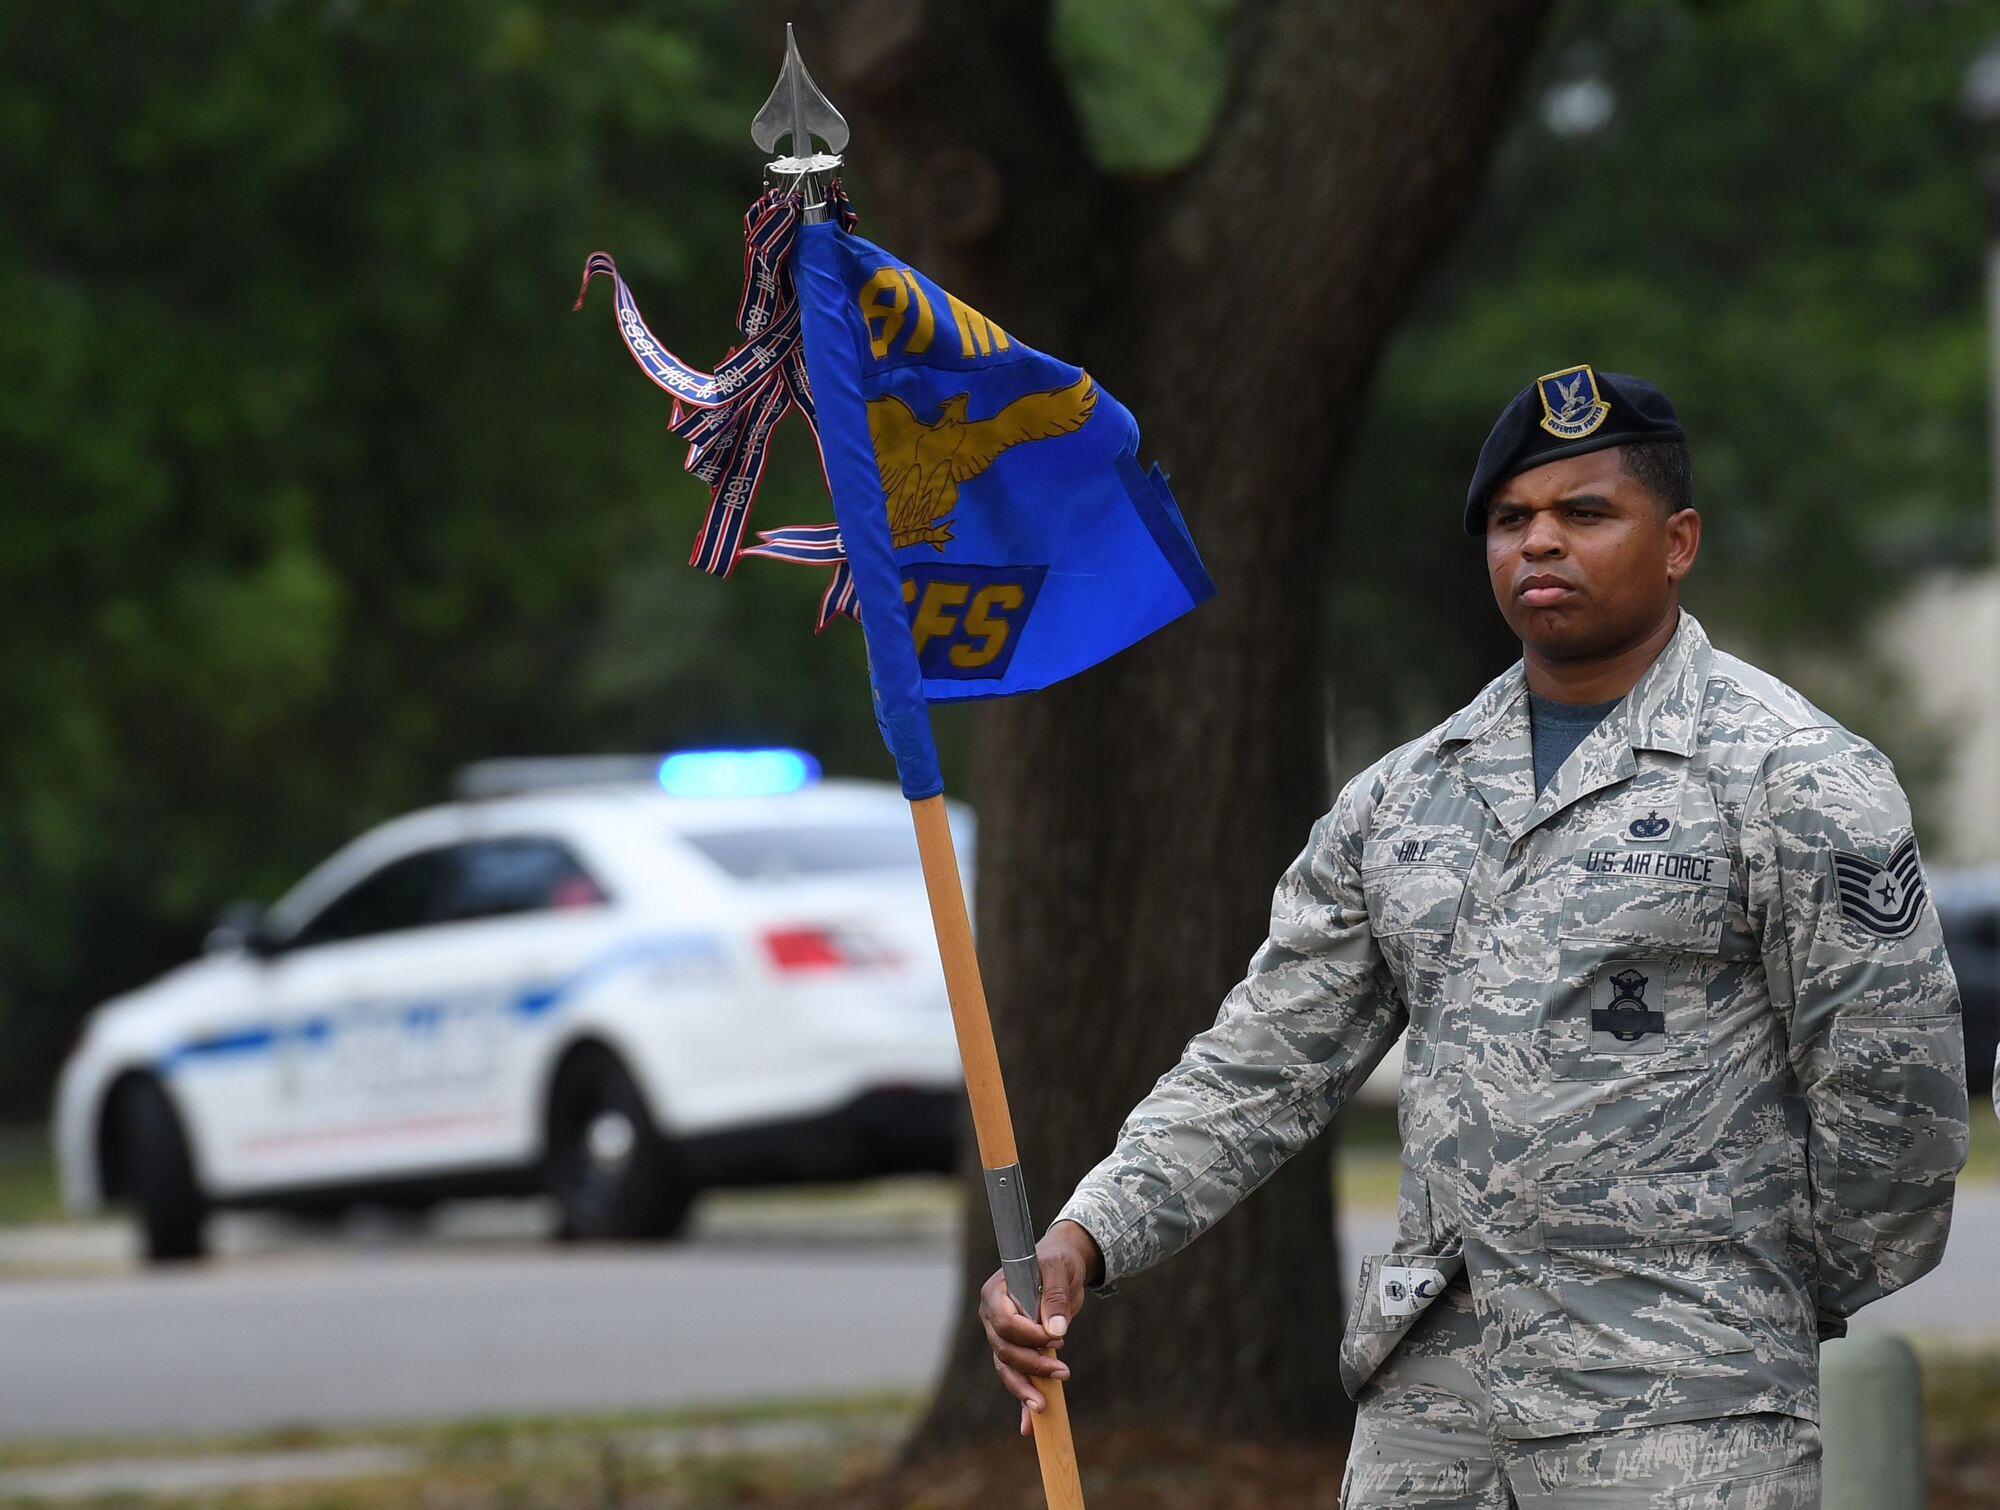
681, 824, 921, 881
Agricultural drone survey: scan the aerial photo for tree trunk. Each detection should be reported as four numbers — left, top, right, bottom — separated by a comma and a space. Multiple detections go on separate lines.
783, 0, 1551, 1450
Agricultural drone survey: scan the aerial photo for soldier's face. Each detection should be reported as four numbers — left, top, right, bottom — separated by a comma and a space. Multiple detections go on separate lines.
1483, 449, 1701, 663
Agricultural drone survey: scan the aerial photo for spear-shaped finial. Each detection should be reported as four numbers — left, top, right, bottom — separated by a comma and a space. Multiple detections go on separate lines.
752, 23, 849, 223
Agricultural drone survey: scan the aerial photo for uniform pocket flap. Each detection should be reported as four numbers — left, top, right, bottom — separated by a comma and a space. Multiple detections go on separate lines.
1559, 869, 1727, 952
1538, 1171, 1733, 1248
1830, 1013, 1963, 1080
1361, 833, 1476, 937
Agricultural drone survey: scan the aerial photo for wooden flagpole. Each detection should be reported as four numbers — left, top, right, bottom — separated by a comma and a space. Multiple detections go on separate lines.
908, 795, 1085, 1510
747, 28, 1084, 1505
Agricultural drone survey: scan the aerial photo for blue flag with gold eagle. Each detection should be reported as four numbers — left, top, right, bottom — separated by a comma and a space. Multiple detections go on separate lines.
576, 193, 1212, 802
790, 222, 1212, 799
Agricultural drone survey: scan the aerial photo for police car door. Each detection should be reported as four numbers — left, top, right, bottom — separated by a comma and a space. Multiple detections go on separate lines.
412, 835, 625, 1170
213, 845, 455, 1197
261, 836, 619, 1187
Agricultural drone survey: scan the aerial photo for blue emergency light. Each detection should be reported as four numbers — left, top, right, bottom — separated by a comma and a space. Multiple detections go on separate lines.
656, 748, 820, 798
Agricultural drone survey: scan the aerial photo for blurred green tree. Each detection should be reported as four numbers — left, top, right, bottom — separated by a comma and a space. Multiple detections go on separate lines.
1328, 0, 1995, 778
0, 0, 1987, 1143
0, 0, 887, 1113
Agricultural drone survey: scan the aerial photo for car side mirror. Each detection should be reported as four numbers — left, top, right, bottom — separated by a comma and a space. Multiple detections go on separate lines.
206, 900, 278, 959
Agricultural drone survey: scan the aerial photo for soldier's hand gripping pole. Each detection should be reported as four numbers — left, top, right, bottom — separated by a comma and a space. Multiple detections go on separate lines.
909, 796, 1087, 1510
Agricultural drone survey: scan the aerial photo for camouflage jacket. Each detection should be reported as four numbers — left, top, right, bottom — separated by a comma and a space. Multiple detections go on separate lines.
1056, 612, 1968, 1439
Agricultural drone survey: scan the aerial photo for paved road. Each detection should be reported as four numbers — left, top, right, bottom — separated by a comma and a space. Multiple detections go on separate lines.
0, 1188, 1991, 1442
0, 1242, 958, 1441
0, 1188, 966, 1442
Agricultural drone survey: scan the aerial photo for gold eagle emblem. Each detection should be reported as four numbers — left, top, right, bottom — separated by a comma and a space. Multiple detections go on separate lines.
867, 373, 1098, 550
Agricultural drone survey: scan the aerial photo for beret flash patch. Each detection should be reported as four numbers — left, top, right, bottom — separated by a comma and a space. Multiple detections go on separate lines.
1832, 834, 1926, 939
1537, 364, 1612, 440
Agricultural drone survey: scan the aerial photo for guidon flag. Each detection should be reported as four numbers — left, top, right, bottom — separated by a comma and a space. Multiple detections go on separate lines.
577, 190, 1213, 800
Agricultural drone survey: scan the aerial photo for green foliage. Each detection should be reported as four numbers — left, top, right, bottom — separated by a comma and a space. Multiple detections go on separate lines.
1329, 0, 1995, 776
0, 0, 886, 1113
0, 1130, 61, 1225
1, 0, 1992, 1116
1051, 0, 1238, 175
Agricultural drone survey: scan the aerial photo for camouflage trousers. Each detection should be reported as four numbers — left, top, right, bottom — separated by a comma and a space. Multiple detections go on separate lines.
1340, 1285, 1821, 1508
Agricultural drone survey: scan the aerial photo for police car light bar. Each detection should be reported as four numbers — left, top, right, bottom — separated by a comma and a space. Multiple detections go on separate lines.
453, 750, 820, 801
657, 748, 820, 798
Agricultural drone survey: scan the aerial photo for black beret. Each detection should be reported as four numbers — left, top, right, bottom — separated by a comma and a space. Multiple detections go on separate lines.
1463, 366, 1685, 533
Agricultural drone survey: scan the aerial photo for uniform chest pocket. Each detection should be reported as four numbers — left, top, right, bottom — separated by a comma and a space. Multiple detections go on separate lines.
1546, 868, 1730, 1081
1559, 867, 1727, 954
1361, 835, 1476, 939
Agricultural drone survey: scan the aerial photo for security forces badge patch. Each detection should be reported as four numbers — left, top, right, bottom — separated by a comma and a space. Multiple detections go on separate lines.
1591, 965, 1666, 1045
1537, 363, 1612, 440
1833, 834, 1927, 939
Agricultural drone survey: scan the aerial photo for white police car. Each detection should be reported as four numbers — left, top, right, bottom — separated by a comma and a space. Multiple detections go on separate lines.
53, 752, 968, 1261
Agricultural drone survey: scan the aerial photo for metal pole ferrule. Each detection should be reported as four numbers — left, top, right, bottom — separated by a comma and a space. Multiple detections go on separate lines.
983, 1162, 1042, 1323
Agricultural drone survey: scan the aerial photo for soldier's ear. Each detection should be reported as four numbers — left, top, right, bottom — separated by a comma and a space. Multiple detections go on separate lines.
1665, 507, 1700, 582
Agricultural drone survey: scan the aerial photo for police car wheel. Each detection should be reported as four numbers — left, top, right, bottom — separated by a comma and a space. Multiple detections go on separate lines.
545, 1048, 693, 1241
112, 1077, 207, 1263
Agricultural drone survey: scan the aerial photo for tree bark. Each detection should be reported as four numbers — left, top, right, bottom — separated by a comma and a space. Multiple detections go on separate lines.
778, 0, 1551, 1450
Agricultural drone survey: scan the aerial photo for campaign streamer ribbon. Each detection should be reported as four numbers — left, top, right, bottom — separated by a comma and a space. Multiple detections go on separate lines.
742, 522, 858, 631
574, 183, 856, 582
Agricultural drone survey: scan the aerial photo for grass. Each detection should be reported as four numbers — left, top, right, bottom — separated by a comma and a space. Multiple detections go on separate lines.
0, 1396, 921, 1509
1923, 1349, 2000, 1509
0, 1395, 920, 1474
0, 1360, 1993, 1509
1964, 1099, 2000, 1183
0, 1099, 1991, 1234
0, 1113, 1413, 1235
1333, 1102, 1404, 1211
0, 1131, 62, 1226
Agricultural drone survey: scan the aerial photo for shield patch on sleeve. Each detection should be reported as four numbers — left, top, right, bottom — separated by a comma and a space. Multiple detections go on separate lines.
1832, 834, 1926, 939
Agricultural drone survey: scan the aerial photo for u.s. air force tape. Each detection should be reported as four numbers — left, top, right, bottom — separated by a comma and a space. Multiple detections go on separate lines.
1379, 1264, 1450, 1318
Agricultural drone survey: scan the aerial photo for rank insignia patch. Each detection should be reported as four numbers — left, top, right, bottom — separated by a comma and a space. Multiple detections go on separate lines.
1537, 364, 1611, 440
1833, 834, 1926, 939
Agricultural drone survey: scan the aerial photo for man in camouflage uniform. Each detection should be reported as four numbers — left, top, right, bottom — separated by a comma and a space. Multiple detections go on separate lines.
980, 366, 1968, 1506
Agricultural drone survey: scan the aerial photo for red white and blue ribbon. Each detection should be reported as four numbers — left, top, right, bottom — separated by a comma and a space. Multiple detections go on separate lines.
742, 522, 857, 630
575, 184, 858, 590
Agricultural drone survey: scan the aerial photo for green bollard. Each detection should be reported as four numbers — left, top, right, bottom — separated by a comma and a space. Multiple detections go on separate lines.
1821, 1332, 1927, 1510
